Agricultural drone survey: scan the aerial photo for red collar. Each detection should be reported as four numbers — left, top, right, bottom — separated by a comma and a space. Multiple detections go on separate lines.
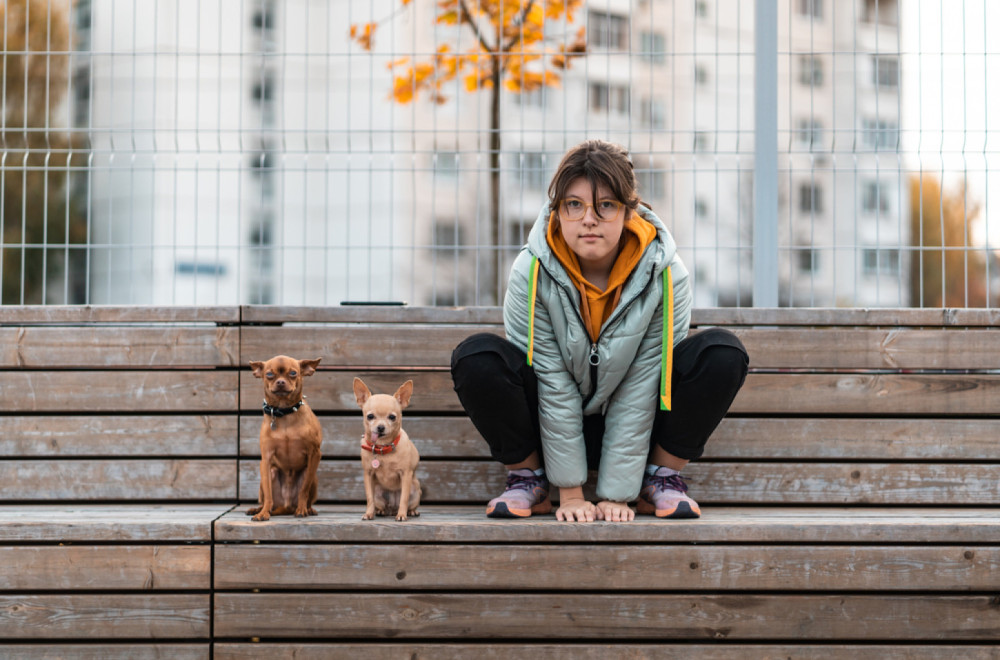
361, 434, 400, 455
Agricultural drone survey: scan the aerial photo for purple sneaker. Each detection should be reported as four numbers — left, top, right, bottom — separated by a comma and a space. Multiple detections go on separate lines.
636, 467, 701, 519
486, 468, 552, 518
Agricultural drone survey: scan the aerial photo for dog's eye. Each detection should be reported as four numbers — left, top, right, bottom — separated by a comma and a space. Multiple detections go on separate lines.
289, 370, 297, 377
265, 372, 274, 379
388, 414, 397, 421
366, 413, 375, 421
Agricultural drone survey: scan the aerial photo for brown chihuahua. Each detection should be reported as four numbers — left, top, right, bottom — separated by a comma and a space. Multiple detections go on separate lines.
354, 377, 421, 521
246, 356, 323, 522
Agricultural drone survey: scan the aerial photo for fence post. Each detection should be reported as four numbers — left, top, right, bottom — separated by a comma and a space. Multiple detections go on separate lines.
754, 0, 779, 307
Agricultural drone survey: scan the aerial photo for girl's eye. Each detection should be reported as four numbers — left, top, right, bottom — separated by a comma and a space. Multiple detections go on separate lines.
565, 199, 583, 209
599, 200, 618, 211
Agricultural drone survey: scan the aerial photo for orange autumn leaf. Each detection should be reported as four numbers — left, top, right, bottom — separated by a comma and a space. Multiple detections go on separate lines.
349, 22, 377, 51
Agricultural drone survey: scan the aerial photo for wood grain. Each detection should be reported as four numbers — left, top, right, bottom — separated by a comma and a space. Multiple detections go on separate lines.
0, 594, 209, 639
0, 327, 239, 368
214, 543, 1000, 591
3, 460, 237, 501
238, 460, 1000, 505
1, 371, 238, 413
1, 545, 210, 590
1, 415, 238, 457
0, 505, 233, 542
212, 593, 1000, 640
213, 644, 1000, 660
213, 506, 1000, 544
0, 646, 208, 660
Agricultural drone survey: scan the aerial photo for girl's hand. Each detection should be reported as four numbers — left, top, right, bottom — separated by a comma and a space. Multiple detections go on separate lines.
555, 498, 598, 522
596, 500, 634, 522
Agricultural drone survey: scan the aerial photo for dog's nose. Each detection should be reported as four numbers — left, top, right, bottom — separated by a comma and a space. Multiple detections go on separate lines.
376, 424, 385, 434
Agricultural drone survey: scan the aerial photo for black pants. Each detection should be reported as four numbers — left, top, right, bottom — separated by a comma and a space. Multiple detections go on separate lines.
450, 328, 749, 469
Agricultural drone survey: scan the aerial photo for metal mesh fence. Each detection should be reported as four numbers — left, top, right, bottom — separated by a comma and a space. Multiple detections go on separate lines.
1, 0, 996, 307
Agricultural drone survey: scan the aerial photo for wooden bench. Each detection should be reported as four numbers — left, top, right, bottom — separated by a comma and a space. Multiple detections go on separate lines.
3, 305, 1000, 658
214, 306, 1000, 658
0, 306, 240, 659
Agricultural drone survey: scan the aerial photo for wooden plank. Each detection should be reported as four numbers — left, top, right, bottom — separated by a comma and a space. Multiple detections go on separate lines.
0, 327, 239, 368
239, 305, 1000, 327
0, 505, 232, 542
240, 371, 1000, 415
0, 646, 208, 660
732, 373, 1000, 415
238, 460, 1000, 506
732, 328, 1000, 370
214, 544, 1000, 592
0, 594, 209, 639
214, 506, 1000, 544
3, 460, 237, 501
241, 326, 1000, 371
212, 593, 1000, 640
239, 416, 485, 458
213, 644, 1000, 660
240, 416, 1000, 461
1, 546, 210, 590
691, 307, 1000, 327
240, 325, 502, 367
241, 305, 504, 325
239, 370, 459, 413
0, 305, 239, 324
1, 416, 238, 457
2, 371, 238, 412
707, 418, 1000, 460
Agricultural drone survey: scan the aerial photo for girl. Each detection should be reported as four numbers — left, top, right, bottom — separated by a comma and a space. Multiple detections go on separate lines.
451, 139, 748, 522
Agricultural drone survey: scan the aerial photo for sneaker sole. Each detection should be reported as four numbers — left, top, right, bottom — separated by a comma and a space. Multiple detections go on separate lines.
486, 498, 553, 519
636, 498, 701, 519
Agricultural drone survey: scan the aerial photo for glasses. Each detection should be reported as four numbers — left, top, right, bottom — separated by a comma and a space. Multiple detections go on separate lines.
559, 198, 624, 222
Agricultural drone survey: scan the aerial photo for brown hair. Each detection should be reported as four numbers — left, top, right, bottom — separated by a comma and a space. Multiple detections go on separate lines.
547, 139, 641, 218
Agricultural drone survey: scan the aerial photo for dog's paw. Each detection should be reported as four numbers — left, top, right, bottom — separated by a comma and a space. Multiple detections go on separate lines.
307, 507, 318, 516
294, 508, 309, 518
246, 506, 262, 516
408, 508, 420, 517
251, 511, 270, 522
362, 509, 375, 520
396, 510, 408, 521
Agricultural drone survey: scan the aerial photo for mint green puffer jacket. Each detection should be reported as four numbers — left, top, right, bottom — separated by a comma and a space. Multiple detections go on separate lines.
503, 203, 692, 503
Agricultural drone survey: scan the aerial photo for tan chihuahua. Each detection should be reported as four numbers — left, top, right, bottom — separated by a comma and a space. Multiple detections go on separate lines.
246, 355, 323, 522
353, 377, 421, 521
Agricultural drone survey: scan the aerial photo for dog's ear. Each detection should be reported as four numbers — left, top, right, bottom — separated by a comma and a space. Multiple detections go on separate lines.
353, 377, 371, 407
298, 358, 321, 377
250, 361, 266, 379
394, 380, 414, 409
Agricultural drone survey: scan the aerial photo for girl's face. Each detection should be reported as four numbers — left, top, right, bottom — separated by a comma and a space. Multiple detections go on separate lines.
557, 177, 626, 276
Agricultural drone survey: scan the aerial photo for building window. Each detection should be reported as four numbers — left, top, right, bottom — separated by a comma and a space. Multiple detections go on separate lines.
636, 169, 666, 200
797, 247, 819, 272
799, 55, 824, 86
514, 88, 545, 108
861, 118, 899, 150
863, 248, 900, 275
872, 56, 899, 88
799, 182, 823, 213
864, 0, 898, 26
588, 11, 628, 51
251, 73, 275, 102
695, 64, 709, 86
434, 221, 465, 247
694, 131, 713, 152
518, 152, 548, 191
797, 0, 823, 19
434, 151, 461, 178
640, 98, 666, 129
696, 1, 709, 19
589, 82, 629, 115
694, 197, 709, 218
862, 181, 890, 213
640, 32, 667, 64
795, 118, 824, 149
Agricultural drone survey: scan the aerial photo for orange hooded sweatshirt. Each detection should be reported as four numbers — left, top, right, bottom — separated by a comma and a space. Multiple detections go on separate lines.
546, 210, 658, 342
